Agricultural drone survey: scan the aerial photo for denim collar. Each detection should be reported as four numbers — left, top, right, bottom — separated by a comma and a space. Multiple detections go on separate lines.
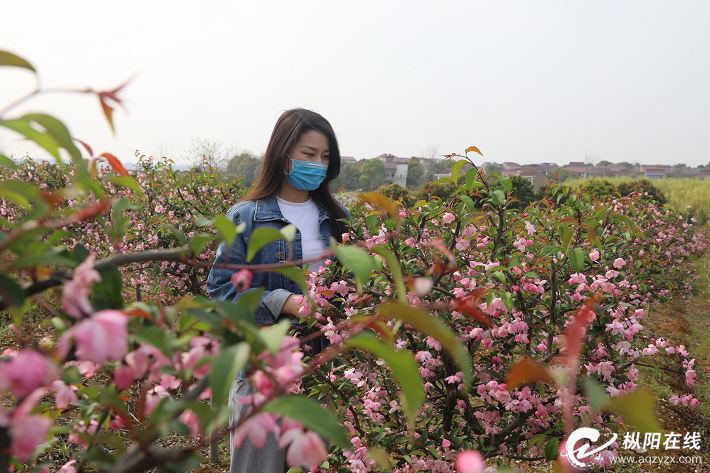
254, 194, 328, 224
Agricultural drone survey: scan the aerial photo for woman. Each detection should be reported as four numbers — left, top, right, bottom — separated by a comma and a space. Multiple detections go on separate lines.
206, 108, 349, 473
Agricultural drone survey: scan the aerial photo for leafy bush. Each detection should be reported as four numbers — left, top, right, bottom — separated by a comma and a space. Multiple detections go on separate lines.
1, 51, 708, 473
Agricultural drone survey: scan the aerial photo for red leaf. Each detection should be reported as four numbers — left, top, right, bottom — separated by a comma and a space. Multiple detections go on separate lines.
366, 320, 395, 344
423, 237, 454, 262
505, 358, 553, 391
426, 259, 458, 276
99, 152, 128, 176
465, 146, 484, 156
73, 200, 110, 221
449, 291, 492, 327
40, 191, 64, 207
99, 97, 115, 132
563, 293, 601, 365
75, 138, 94, 157
356, 192, 401, 225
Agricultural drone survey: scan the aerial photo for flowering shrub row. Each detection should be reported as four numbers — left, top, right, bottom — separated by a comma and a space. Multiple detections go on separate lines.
0, 51, 707, 473
293, 164, 708, 472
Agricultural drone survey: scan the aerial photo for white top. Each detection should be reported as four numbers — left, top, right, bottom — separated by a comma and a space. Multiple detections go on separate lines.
276, 196, 327, 272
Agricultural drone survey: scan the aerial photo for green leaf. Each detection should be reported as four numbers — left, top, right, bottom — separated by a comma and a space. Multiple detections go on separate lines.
210, 298, 257, 327
602, 389, 661, 434
333, 243, 374, 292
582, 377, 608, 411
378, 302, 472, 385
272, 266, 309, 294
458, 194, 476, 213
105, 175, 144, 196
213, 214, 238, 247
99, 389, 132, 421
367, 447, 392, 471
489, 189, 506, 206
188, 233, 212, 255
0, 154, 17, 170
561, 227, 574, 251
540, 245, 561, 257
279, 224, 297, 243
209, 342, 250, 405
568, 248, 587, 272
450, 159, 468, 184
246, 227, 286, 262
617, 214, 638, 234
91, 264, 124, 311
24, 114, 82, 161
501, 292, 514, 311
348, 331, 424, 428
0, 274, 25, 308
499, 175, 512, 194
61, 366, 82, 385
544, 437, 559, 461
464, 169, 483, 193
107, 197, 136, 245
371, 246, 406, 302
0, 116, 67, 162
235, 288, 264, 314
161, 223, 186, 246
429, 176, 453, 186
186, 308, 226, 328
12, 254, 76, 269
0, 51, 36, 72
133, 326, 173, 357
263, 395, 349, 449
259, 320, 291, 355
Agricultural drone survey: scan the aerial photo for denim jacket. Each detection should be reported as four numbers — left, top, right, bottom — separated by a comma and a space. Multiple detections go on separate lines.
206, 195, 346, 325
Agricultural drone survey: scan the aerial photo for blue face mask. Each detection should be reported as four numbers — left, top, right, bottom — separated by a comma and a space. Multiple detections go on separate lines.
284, 157, 328, 191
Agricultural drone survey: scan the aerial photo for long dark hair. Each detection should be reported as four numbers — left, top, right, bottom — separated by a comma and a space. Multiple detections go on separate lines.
245, 108, 348, 241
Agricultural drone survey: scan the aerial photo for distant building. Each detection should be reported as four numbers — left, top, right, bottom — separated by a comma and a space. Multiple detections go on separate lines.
640, 164, 672, 174
539, 162, 559, 174
697, 170, 710, 180
643, 166, 670, 179
501, 168, 548, 191
341, 156, 357, 165
376, 153, 409, 187
564, 163, 587, 178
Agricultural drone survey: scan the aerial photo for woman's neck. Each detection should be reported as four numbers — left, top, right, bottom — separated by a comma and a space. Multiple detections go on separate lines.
276, 181, 310, 203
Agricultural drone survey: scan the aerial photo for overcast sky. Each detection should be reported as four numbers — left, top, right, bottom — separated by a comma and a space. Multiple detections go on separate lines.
3, 1, 710, 167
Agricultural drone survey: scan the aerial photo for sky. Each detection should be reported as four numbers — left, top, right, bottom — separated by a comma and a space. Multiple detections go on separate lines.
2, 1, 710, 168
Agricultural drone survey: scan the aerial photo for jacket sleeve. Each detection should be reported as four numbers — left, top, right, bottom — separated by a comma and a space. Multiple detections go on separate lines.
206, 211, 293, 325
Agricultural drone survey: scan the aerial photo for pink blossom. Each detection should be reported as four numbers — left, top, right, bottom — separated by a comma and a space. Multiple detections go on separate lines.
455, 450, 485, 473
612, 258, 626, 269
231, 269, 252, 292
279, 428, 328, 468
145, 385, 171, 414
234, 412, 280, 448
442, 213, 455, 224
62, 253, 101, 318
589, 249, 600, 261
58, 460, 77, 473
60, 310, 129, 364
413, 278, 434, 296
114, 364, 135, 391
179, 409, 202, 438
9, 414, 51, 461
6, 350, 58, 398
51, 381, 78, 409
525, 221, 536, 236
68, 419, 99, 447
109, 415, 123, 430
